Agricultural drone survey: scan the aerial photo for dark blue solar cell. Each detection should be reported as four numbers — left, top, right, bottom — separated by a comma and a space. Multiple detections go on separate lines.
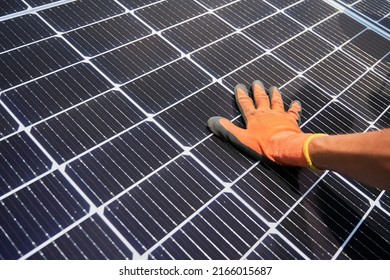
105, 155, 223, 254
374, 108, 390, 129
215, 0, 276, 28
121, 58, 212, 114
162, 14, 234, 53
116, 0, 161, 9
31, 90, 145, 163
66, 122, 182, 205
38, 0, 125, 32
337, 207, 390, 259
0, 37, 83, 91
0, 14, 55, 52
28, 214, 133, 259
2, 63, 113, 126
0, 105, 18, 138
352, 0, 390, 21
285, 0, 337, 27
278, 173, 370, 259
247, 234, 304, 260
64, 14, 151, 56
0, 171, 89, 259
242, 13, 305, 50
0, 0, 27, 16
24, 0, 62, 7
135, 0, 207, 31
266, 0, 301, 9
0, 132, 52, 195
196, 0, 236, 9
302, 101, 369, 134
92, 35, 180, 84
191, 33, 265, 78
155, 82, 238, 146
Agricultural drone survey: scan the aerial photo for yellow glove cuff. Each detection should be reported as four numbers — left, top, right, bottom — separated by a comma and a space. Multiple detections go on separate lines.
303, 134, 328, 172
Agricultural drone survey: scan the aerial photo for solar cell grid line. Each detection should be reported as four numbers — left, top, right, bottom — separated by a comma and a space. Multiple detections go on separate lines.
1, 62, 113, 126
134, 0, 207, 31
63, 13, 152, 56
116, 0, 165, 10
245, 234, 305, 260
277, 172, 371, 259
195, 0, 238, 10
374, 107, 390, 129
0, 170, 89, 259
25, 0, 64, 7
264, 0, 302, 9
0, 14, 56, 53
121, 58, 213, 114
336, 207, 390, 259
28, 214, 134, 259
104, 155, 224, 254
348, 0, 390, 22
91, 34, 181, 84
380, 192, 390, 213
37, 0, 125, 32
155, 82, 239, 147
0, 36, 83, 91
30, 90, 146, 163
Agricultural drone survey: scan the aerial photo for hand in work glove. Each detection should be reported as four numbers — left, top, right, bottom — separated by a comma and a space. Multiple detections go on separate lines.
207, 80, 326, 170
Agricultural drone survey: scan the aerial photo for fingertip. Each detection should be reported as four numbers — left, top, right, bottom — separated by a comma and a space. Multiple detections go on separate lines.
234, 83, 248, 97
252, 80, 265, 92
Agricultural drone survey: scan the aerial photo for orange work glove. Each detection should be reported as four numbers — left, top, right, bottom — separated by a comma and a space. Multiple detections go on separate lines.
207, 80, 326, 170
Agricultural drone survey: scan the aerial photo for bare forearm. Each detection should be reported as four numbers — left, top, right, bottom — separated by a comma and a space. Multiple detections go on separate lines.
309, 129, 390, 190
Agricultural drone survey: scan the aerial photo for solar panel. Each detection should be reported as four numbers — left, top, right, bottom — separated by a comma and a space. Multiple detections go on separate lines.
0, 0, 389, 261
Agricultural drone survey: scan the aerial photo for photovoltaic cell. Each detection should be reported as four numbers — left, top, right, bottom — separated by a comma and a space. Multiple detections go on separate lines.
342, 29, 390, 66
0, 1, 27, 16
0, 132, 52, 195
151, 193, 269, 260
337, 71, 390, 122
0, 105, 18, 137
155, 83, 238, 146
135, 0, 207, 31
1, 0, 389, 260
105, 156, 224, 254
278, 173, 371, 259
242, 13, 305, 50
66, 122, 182, 206
273, 31, 335, 72
312, 13, 366, 46
162, 14, 234, 53
191, 33, 265, 78
0, 171, 89, 259
0, 37, 83, 91
64, 14, 151, 56
91, 35, 180, 84
2, 63, 113, 126
285, 0, 338, 27
38, 0, 125, 32
215, 0, 276, 28
337, 207, 390, 259
28, 214, 133, 260
31, 90, 146, 163
246, 234, 304, 260
302, 101, 369, 134
0, 14, 56, 52
121, 58, 212, 114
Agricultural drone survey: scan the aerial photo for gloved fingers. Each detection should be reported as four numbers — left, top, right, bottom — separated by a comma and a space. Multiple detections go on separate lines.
252, 80, 270, 110
268, 86, 284, 112
288, 100, 302, 124
207, 116, 262, 160
234, 84, 255, 125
